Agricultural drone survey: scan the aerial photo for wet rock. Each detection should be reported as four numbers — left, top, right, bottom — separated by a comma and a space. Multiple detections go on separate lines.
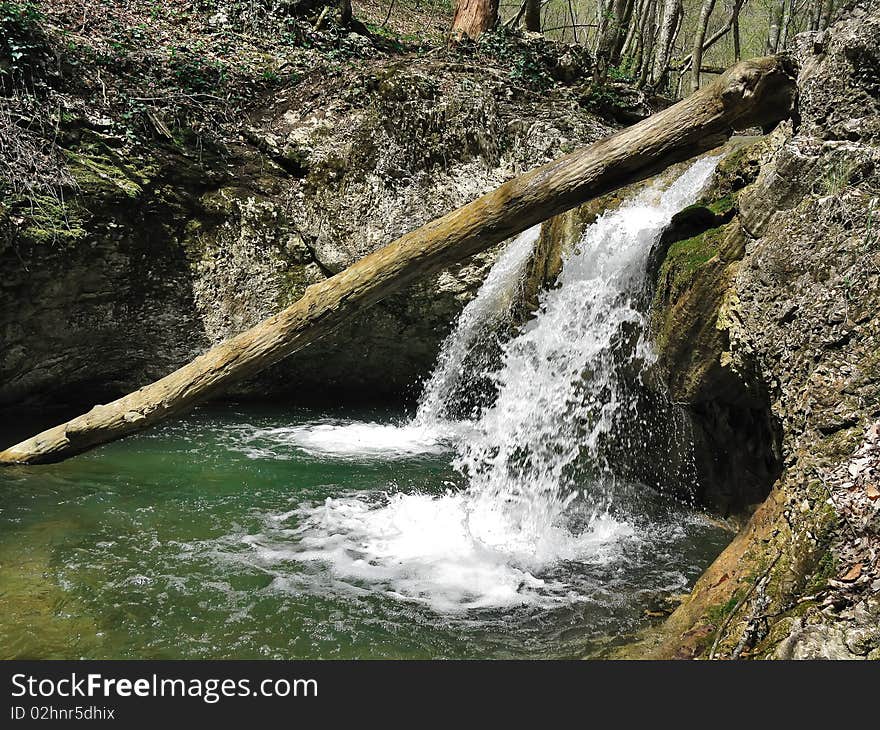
639, 2, 880, 658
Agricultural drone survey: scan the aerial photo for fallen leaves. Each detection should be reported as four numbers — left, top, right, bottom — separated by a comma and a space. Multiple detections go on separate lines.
839, 563, 863, 582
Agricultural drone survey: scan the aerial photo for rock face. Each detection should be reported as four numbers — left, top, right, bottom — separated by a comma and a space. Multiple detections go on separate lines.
0, 51, 613, 411
648, 136, 784, 514
638, 1, 880, 658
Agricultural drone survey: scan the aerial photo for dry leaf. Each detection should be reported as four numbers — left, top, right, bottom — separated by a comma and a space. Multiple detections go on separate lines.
849, 459, 869, 478
866, 484, 880, 500
840, 563, 863, 582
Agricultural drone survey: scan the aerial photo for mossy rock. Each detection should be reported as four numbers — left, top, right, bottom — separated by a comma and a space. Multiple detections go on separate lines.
62, 148, 144, 200
657, 223, 732, 302
6, 193, 88, 247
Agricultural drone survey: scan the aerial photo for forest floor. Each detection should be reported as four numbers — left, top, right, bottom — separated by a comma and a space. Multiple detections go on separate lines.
2, 0, 624, 216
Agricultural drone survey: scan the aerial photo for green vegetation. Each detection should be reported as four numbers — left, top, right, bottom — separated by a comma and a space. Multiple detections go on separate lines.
706, 590, 744, 623
0, 0, 45, 82
821, 157, 858, 196
660, 224, 728, 298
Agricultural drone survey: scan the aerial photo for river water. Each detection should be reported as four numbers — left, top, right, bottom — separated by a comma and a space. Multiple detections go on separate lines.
0, 157, 729, 659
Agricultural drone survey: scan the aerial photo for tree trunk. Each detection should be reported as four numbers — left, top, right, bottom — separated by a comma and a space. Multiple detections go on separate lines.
637, 0, 659, 88
620, 0, 645, 60
677, 0, 745, 77
779, 0, 794, 49
594, 0, 610, 52
766, 0, 784, 53
567, 0, 579, 43
524, 0, 541, 31
691, 0, 718, 92
733, 13, 741, 61
627, 0, 651, 76
610, 0, 637, 64
0, 58, 797, 466
450, 0, 499, 40
338, 0, 353, 25
809, 0, 821, 31
594, 0, 629, 83
819, 0, 835, 29
651, 0, 681, 88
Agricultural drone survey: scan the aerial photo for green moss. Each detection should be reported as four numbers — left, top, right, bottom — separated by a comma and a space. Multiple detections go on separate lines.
809, 550, 838, 592
706, 590, 744, 623
659, 225, 727, 300
708, 194, 736, 216
62, 148, 144, 199
13, 193, 88, 245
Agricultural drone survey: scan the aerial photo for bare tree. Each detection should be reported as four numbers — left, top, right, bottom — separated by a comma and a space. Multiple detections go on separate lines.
691, 0, 718, 92
733, 3, 741, 60
621, 0, 648, 60
450, 0, 499, 40
637, 0, 659, 87
678, 0, 746, 83
766, 0, 784, 53
652, 0, 682, 88
611, 0, 637, 62
779, 0, 795, 49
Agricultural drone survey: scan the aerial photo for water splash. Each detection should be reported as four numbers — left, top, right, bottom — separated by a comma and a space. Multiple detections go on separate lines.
233, 420, 450, 461
456, 157, 721, 562
415, 225, 541, 424
238, 157, 720, 611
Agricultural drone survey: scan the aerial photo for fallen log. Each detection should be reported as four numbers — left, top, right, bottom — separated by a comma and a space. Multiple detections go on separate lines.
0, 56, 796, 465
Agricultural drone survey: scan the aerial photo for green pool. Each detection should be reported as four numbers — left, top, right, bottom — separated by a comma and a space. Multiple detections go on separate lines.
0, 405, 728, 659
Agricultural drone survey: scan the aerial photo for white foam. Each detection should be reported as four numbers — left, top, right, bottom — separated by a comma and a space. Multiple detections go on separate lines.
233, 420, 470, 460
274, 491, 634, 612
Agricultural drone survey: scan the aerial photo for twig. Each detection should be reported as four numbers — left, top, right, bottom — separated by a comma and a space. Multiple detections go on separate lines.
708, 552, 781, 659
381, 0, 396, 27
541, 23, 599, 32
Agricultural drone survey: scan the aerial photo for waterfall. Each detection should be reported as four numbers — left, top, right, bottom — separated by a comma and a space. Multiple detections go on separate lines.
245, 156, 721, 611
415, 225, 541, 425
453, 156, 721, 563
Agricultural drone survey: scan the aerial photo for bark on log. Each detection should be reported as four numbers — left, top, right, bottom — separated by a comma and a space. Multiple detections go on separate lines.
0, 57, 798, 466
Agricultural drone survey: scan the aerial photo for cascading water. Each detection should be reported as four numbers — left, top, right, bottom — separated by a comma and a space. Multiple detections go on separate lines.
415, 225, 541, 425
456, 156, 721, 564
0, 156, 733, 660
233, 155, 721, 612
